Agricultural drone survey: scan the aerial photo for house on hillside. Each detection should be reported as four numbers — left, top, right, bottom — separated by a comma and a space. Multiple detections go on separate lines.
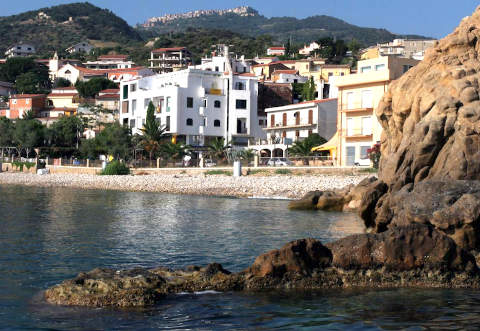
66, 41, 94, 54
7, 94, 46, 119
299, 42, 320, 56
271, 70, 307, 84
41, 87, 80, 118
5, 43, 36, 58
85, 54, 135, 69
267, 46, 285, 56
149, 47, 192, 73
95, 89, 120, 112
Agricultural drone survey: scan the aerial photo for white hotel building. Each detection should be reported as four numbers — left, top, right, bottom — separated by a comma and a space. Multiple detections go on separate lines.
119, 46, 265, 147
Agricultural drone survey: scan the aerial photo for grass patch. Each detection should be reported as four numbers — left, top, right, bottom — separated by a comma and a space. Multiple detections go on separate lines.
247, 169, 268, 175
275, 169, 292, 175
205, 170, 232, 176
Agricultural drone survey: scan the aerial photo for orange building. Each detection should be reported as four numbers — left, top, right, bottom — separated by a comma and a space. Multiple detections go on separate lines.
7, 94, 46, 119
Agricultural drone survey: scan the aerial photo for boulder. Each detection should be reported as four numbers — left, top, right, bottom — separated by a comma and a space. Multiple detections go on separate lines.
288, 190, 345, 211
326, 224, 477, 272
245, 238, 332, 277
288, 190, 322, 210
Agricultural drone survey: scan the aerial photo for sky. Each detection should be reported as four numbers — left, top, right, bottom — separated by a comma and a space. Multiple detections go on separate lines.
2, 0, 479, 39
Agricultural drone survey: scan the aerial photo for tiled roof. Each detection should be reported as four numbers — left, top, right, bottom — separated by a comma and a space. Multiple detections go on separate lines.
272, 70, 298, 75
52, 86, 77, 90
48, 93, 79, 97
99, 89, 120, 93
96, 94, 120, 99
98, 54, 128, 60
10, 94, 45, 98
268, 47, 285, 50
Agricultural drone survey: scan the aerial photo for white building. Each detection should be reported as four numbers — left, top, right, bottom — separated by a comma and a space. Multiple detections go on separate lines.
299, 42, 320, 55
249, 99, 338, 157
271, 69, 308, 84
66, 41, 94, 54
85, 54, 135, 69
267, 47, 285, 56
120, 46, 264, 148
5, 43, 36, 58
377, 39, 436, 60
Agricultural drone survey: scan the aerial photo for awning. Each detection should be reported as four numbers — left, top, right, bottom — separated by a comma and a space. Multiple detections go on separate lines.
311, 132, 338, 153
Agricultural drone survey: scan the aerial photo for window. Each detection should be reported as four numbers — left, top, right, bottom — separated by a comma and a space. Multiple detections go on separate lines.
235, 82, 245, 90
202, 99, 207, 107
362, 116, 372, 135
215, 66, 219, 72
360, 66, 372, 73
129, 119, 135, 128
131, 99, 137, 115
347, 118, 354, 136
214, 100, 221, 108
123, 85, 128, 99
236, 99, 247, 109
187, 97, 193, 108
214, 119, 221, 127
328, 72, 333, 77
341, 73, 345, 76
144, 98, 151, 108
347, 92, 355, 110
65, 70, 71, 74
12, 99, 17, 105
308, 109, 313, 125
362, 90, 373, 108
271, 114, 275, 127
360, 146, 370, 159
122, 101, 128, 113
166, 116, 170, 131
166, 97, 171, 112
130, 84, 137, 92
375, 64, 386, 71
186, 118, 193, 126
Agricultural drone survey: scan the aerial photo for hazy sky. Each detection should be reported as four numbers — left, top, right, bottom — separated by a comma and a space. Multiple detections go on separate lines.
2, 0, 479, 39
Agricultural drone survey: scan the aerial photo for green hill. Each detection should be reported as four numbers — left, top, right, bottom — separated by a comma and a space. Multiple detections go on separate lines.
137, 9, 429, 46
0, 2, 142, 56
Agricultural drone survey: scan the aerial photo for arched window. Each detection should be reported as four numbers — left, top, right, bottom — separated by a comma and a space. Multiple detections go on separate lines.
186, 118, 193, 126
214, 100, 221, 108
214, 119, 221, 127
64, 70, 71, 74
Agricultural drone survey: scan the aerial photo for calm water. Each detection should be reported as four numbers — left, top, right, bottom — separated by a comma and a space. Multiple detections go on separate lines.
1, 186, 480, 330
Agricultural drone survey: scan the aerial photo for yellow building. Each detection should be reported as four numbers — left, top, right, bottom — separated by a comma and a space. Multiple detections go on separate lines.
334, 56, 419, 166
45, 87, 80, 117
360, 47, 380, 60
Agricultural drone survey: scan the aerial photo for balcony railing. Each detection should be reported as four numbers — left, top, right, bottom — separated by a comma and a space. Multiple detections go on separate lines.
265, 122, 315, 130
340, 102, 374, 112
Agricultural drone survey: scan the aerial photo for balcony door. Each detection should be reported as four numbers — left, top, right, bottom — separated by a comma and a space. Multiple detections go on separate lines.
346, 117, 354, 136
347, 92, 355, 110
362, 90, 373, 108
362, 116, 372, 135
283, 113, 287, 126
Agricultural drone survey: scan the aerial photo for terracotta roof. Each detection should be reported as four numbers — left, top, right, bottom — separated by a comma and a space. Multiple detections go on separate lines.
48, 93, 79, 97
99, 89, 120, 93
268, 47, 285, 50
52, 86, 77, 90
96, 94, 120, 99
321, 64, 351, 69
295, 98, 338, 105
49, 107, 77, 111
273, 70, 298, 75
10, 94, 45, 98
235, 73, 256, 77
152, 47, 187, 53
276, 60, 296, 64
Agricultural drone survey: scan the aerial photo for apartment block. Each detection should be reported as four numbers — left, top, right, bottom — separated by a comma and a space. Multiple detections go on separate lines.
335, 56, 419, 166
149, 47, 192, 73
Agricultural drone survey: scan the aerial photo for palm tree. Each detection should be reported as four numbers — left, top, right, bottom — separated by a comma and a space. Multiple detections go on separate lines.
140, 101, 166, 162
207, 137, 230, 163
288, 134, 326, 165
159, 141, 190, 162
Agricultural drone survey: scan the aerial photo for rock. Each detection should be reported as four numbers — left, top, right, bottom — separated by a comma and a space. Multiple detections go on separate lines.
326, 224, 477, 272
44, 268, 166, 307
374, 180, 480, 251
376, 8, 480, 190
315, 191, 345, 211
204, 263, 231, 277
245, 238, 332, 277
288, 191, 322, 210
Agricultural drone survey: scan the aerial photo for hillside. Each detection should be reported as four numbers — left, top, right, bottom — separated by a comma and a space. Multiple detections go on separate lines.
138, 7, 428, 46
0, 2, 142, 56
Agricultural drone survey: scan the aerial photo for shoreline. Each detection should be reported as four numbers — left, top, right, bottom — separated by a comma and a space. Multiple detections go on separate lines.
0, 172, 369, 199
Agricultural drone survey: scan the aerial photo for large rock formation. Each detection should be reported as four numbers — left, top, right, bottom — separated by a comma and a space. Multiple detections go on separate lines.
45, 231, 480, 307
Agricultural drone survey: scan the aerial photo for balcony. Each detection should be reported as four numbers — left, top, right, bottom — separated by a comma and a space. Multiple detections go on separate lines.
344, 128, 373, 139
265, 122, 316, 130
340, 102, 374, 113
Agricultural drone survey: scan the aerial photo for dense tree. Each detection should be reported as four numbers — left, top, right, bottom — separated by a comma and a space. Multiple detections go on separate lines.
0, 57, 50, 93
47, 116, 84, 148
139, 101, 166, 161
301, 77, 316, 102
288, 134, 327, 165
53, 77, 72, 88
95, 122, 132, 160
207, 137, 230, 161
15, 72, 42, 94
159, 141, 190, 160
75, 78, 118, 98
0, 117, 14, 147
13, 118, 45, 157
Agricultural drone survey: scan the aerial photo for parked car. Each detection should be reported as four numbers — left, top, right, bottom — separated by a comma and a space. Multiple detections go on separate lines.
267, 157, 294, 166
204, 159, 217, 167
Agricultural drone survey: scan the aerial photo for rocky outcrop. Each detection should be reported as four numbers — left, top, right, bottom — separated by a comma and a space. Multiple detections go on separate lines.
246, 239, 332, 277
45, 227, 480, 307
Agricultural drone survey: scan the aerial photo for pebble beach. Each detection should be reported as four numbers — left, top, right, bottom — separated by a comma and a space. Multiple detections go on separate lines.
0, 172, 369, 199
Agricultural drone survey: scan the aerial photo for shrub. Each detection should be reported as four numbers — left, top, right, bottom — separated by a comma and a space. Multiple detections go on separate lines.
275, 169, 292, 175
12, 161, 36, 171
101, 160, 130, 175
